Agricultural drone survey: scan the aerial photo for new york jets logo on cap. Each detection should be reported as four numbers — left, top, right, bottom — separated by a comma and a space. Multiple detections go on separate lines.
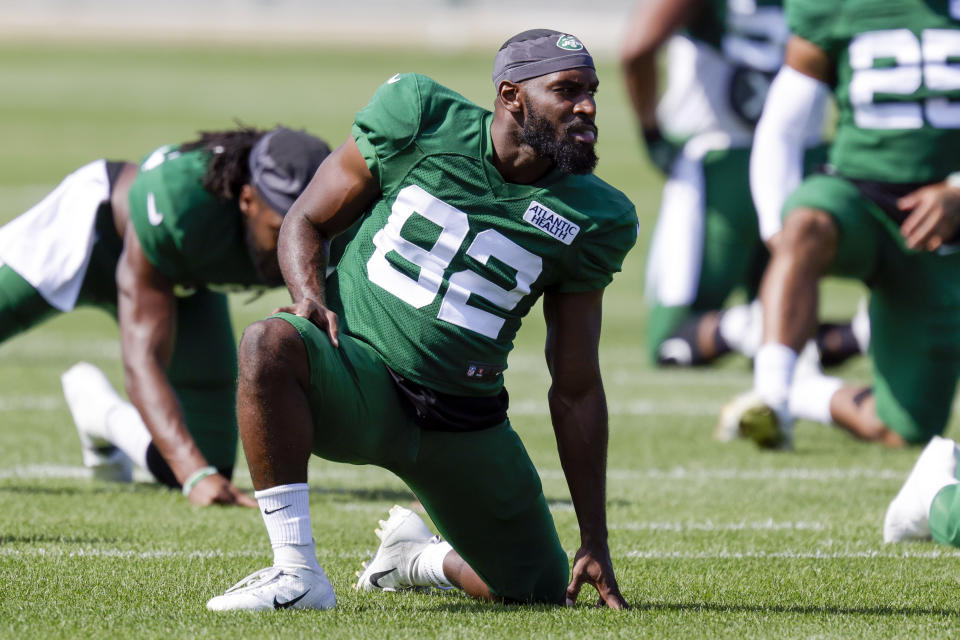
556, 35, 584, 51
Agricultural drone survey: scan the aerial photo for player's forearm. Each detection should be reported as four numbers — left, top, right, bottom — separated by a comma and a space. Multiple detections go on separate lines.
549, 383, 611, 546
621, 51, 659, 129
122, 352, 208, 483
278, 211, 329, 305
621, 0, 699, 128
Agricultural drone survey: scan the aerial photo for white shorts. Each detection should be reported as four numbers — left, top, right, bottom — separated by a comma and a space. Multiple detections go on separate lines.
0, 160, 108, 311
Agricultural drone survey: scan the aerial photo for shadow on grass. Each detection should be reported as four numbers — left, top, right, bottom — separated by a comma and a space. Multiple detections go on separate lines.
351, 593, 960, 618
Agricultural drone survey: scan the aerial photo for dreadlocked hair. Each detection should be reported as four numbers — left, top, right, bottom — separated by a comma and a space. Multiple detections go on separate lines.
179, 124, 269, 202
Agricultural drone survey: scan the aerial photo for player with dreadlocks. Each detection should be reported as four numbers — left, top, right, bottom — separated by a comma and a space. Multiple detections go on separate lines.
0, 124, 330, 506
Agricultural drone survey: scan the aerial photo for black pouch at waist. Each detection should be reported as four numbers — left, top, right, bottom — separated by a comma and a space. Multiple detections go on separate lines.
386, 367, 509, 432
847, 177, 930, 225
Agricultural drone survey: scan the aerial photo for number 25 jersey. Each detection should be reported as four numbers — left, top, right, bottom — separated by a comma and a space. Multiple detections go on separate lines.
788, 0, 960, 182
329, 73, 637, 397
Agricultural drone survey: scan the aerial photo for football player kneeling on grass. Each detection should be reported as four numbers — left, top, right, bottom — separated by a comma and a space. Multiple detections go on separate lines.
207, 30, 634, 611
0, 125, 330, 506
719, 0, 960, 451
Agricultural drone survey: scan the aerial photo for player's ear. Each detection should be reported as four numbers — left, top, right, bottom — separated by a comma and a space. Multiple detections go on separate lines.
497, 81, 523, 113
238, 184, 257, 218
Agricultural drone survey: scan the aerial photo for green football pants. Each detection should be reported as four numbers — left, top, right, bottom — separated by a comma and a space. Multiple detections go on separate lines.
276, 312, 570, 604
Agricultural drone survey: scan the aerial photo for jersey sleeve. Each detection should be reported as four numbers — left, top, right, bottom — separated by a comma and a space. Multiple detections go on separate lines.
786, 0, 842, 58
556, 210, 638, 293
352, 73, 424, 187
127, 167, 190, 282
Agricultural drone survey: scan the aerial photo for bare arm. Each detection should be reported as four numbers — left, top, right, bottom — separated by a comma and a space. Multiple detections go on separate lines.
620, 0, 700, 128
116, 226, 255, 507
274, 136, 380, 343
543, 289, 626, 609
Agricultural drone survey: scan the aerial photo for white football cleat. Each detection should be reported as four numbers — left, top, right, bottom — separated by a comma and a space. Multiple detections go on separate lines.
61, 362, 132, 482
883, 436, 959, 543
716, 390, 793, 450
206, 566, 336, 611
355, 505, 438, 592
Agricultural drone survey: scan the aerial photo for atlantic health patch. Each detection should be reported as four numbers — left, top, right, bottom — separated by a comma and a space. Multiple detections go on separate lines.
522, 201, 580, 245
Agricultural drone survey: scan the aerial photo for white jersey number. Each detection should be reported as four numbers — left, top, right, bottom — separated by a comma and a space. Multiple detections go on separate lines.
722, 4, 789, 73
849, 28, 960, 129
367, 185, 544, 339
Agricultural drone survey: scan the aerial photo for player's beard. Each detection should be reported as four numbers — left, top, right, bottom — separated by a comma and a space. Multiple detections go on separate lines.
244, 227, 285, 288
519, 109, 598, 175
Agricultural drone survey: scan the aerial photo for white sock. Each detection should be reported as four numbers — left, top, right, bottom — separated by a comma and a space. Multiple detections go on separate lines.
852, 297, 871, 353
719, 301, 762, 357
789, 372, 843, 425
103, 402, 152, 470
410, 540, 453, 587
754, 342, 797, 412
255, 483, 320, 571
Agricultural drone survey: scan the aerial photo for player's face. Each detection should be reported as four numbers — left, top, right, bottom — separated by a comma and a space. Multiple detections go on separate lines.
520, 68, 599, 174
239, 185, 285, 286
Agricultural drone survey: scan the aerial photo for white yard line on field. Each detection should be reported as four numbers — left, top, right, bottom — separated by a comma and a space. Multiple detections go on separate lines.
0, 395, 63, 411
0, 464, 907, 482
625, 549, 960, 559
612, 519, 826, 532
3, 546, 958, 561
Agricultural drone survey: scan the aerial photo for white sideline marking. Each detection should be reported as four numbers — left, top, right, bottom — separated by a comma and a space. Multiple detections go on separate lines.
507, 399, 723, 417
3, 546, 958, 561
0, 465, 906, 482
542, 467, 905, 482
0, 338, 120, 360
625, 549, 960, 559
612, 519, 825, 532
0, 395, 62, 411
0, 548, 363, 560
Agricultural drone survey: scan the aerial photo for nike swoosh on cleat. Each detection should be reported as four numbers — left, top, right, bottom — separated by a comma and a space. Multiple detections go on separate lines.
369, 568, 397, 588
273, 589, 310, 609
263, 505, 291, 515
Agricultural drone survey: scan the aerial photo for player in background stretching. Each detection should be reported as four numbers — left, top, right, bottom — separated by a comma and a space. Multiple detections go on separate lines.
727, 0, 960, 450
621, 0, 869, 368
0, 126, 330, 504
207, 29, 633, 611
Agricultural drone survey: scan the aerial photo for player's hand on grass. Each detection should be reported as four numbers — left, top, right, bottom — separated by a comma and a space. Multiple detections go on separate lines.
898, 182, 960, 252
565, 543, 628, 610
188, 473, 257, 508
272, 297, 340, 347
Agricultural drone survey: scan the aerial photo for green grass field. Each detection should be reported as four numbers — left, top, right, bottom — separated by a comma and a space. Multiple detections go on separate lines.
1, 39, 959, 638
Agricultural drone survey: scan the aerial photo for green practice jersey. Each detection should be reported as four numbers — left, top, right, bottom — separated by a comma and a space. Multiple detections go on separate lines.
788, 0, 960, 182
128, 145, 262, 290
331, 73, 637, 397
688, 0, 788, 73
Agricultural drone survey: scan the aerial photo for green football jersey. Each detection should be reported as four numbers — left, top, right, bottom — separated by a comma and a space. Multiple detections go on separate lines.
688, 0, 788, 73
788, 0, 960, 182
127, 145, 262, 290
332, 73, 637, 397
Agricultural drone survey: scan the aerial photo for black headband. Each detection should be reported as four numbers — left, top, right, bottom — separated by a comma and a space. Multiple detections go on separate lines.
248, 127, 331, 216
493, 30, 594, 86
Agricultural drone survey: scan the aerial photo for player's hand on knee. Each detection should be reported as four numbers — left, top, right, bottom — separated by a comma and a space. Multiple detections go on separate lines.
187, 473, 257, 508
898, 182, 960, 251
272, 298, 340, 347
565, 544, 628, 610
